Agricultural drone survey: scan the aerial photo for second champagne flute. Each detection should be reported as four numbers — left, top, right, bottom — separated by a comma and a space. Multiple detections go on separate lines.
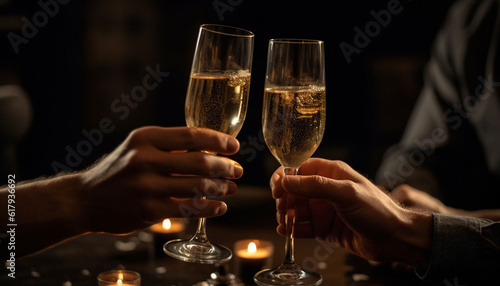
163, 24, 254, 264
255, 39, 326, 285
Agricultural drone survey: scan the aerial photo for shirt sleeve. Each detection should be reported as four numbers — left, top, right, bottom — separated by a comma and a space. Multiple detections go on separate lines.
415, 213, 500, 285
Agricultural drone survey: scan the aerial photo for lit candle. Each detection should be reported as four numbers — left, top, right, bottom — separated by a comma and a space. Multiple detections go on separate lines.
234, 239, 273, 284
97, 270, 140, 286
117, 272, 123, 286
151, 218, 186, 257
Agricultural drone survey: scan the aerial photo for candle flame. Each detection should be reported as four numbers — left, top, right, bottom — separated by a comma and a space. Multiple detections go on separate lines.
162, 219, 171, 230
248, 242, 257, 254
117, 272, 123, 285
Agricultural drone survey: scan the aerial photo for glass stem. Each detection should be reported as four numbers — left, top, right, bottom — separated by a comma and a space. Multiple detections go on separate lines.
191, 149, 215, 244
190, 197, 210, 244
283, 167, 298, 267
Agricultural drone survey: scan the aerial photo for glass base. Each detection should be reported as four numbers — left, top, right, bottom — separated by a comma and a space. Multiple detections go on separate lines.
254, 265, 323, 286
163, 239, 232, 264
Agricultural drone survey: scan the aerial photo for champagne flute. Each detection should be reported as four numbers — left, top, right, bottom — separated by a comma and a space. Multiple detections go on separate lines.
163, 24, 254, 264
254, 39, 325, 285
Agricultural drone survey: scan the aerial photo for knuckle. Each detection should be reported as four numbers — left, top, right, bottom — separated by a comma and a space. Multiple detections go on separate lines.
136, 176, 156, 193
392, 185, 411, 201
127, 149, 143, 164
331, 160, 350, 171
218, 180, 234, 196
343, 179, 357, 191
212, 133, 227, 149
125, 149, 150, 171
180, 128, 199, 148
341, 180, 361, 199
190, 128, 227, 150
330, 160, 353, 177
313, 175, 328, 186
127, 127, 150, 145
181, 128, 225, 150
194, 178, 214, 196
193, 152, 212, 172
124, 127, 158, 150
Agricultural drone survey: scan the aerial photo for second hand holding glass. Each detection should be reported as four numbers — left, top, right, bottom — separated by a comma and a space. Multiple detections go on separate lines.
255, 39, 326, 285
163, 24, 254, 264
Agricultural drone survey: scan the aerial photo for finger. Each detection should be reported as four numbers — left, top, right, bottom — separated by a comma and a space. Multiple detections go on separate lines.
277, 196, 311, 224
275, 220, 315, 238
277, 205, 311, 225
277, 224, 285, 236
293, 222, 315, 238
276, 196, 287, 212
276, 205, 314, 238
298, 158, 366, 183
295, 203, 312, 222
295, 200, 336, 240
130, 127, 240, 155
391, 184, 420, 204
270, 168, 285, 199
390, 187, 409, 203
276, 210, 285, 225
391, 262, 413, 272
140, 151, 243, 179
309, 200, 336, 240
282, 175, 357, 207
154, 198, 229, 219
141, 174, 237, 198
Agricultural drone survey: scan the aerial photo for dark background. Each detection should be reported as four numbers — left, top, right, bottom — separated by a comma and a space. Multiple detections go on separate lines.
0, 0, 456, 186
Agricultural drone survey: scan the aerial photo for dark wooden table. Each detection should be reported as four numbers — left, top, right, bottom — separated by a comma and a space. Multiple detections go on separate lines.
0, 185, 426, 285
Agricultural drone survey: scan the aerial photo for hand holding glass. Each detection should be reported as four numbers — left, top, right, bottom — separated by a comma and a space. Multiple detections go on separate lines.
255, 39, 326, 285
163, 24, 254, 264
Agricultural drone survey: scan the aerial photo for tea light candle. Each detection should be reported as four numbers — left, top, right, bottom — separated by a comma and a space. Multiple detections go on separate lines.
97, 270, 140, 286
151, 218, 186, 257
234, 239, 273, 284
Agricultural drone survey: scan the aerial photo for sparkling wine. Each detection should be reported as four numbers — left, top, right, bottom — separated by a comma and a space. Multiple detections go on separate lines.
263, 86, 326, 168
185, 71, 251, 137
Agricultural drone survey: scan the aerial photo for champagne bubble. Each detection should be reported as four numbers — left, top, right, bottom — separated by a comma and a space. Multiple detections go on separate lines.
227, 70, 251, 87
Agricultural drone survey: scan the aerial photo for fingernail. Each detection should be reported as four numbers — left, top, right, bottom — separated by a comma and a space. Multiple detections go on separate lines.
227, 137, 240, 152
217, 203, 228, 215
233, 162, 244, 178
270, 172, 280, 190
226, 182, 237, 195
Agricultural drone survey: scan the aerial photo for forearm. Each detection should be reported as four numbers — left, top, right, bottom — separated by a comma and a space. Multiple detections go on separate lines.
0, 173, 88, 259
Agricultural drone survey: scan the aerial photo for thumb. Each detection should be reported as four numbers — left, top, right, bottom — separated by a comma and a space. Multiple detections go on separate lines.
282, 175, 356, 207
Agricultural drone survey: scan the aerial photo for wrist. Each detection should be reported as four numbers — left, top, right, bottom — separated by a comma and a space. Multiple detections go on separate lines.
45, 173, 90, 236
388, 208, 433, 269
12, 173, 89, 257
